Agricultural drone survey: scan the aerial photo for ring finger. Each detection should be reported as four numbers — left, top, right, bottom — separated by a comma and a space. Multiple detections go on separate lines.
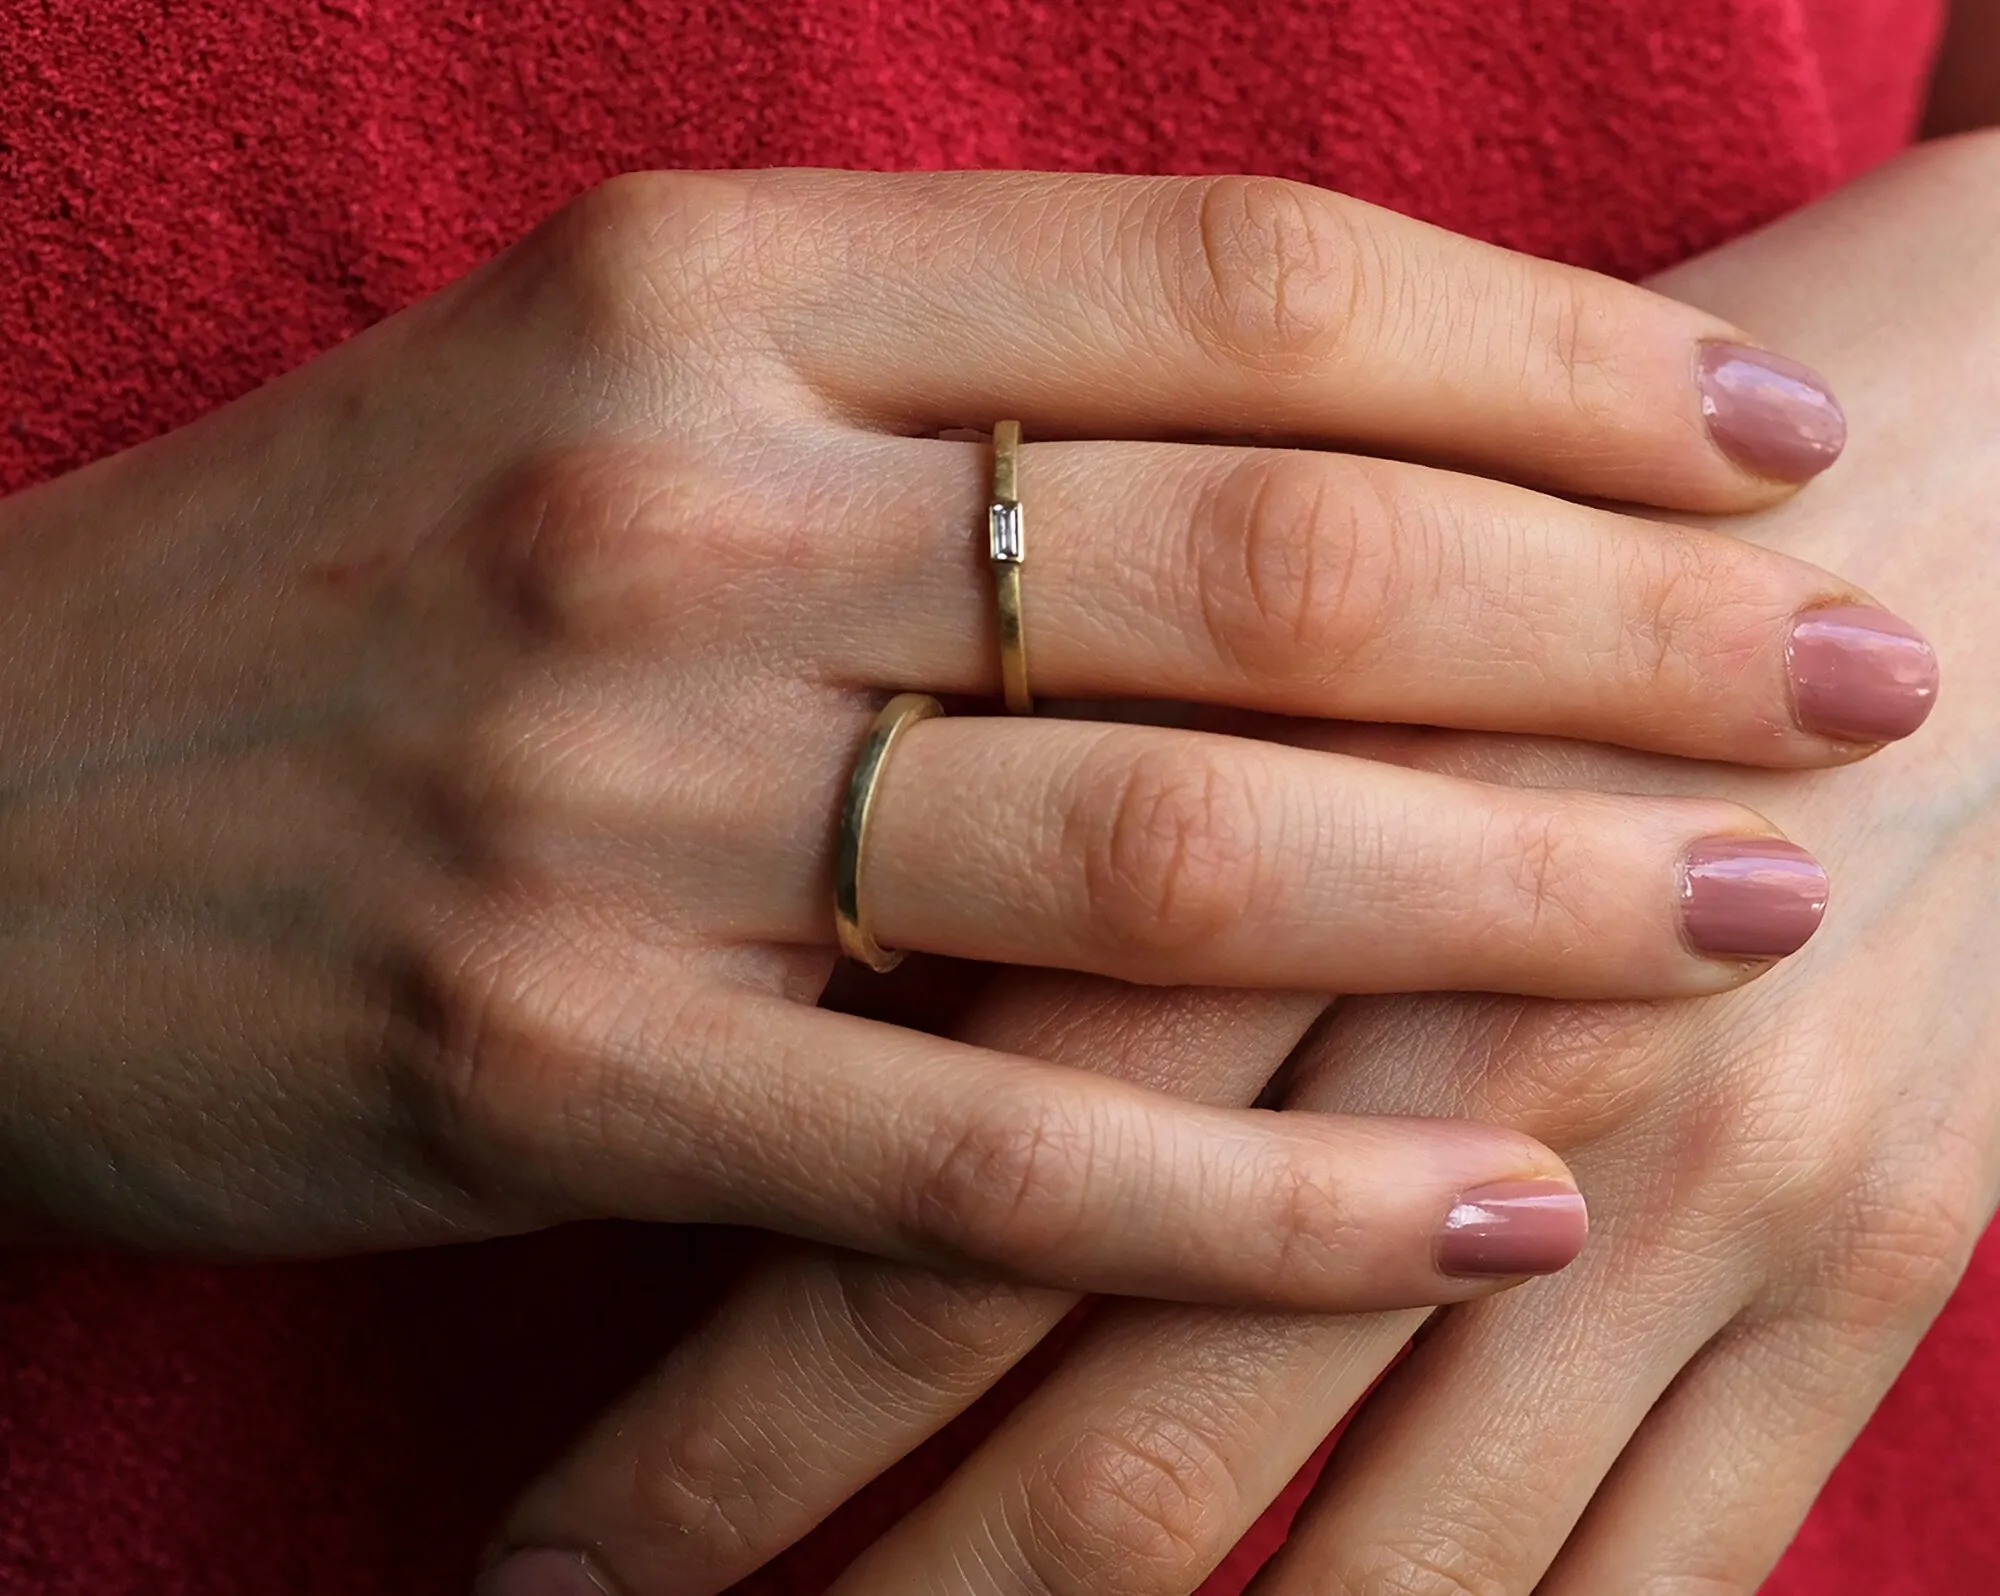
727, 712, 1828, 996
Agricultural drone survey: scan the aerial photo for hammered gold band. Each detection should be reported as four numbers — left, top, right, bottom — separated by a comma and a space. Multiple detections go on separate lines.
834, 692, 945, 972
989, 420, 1033, 715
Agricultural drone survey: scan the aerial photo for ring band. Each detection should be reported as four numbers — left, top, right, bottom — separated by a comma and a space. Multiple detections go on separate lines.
834, 692, 945, 972
989, 420, 1033, 714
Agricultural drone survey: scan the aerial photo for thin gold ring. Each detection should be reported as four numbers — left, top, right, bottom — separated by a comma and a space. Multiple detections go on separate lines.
989, 420, 1033, 715
834, 692, 945, 972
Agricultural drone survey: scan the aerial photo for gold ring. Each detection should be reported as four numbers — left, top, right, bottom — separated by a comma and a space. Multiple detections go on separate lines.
988, 420, 1033, 714
834, 692, 945, 972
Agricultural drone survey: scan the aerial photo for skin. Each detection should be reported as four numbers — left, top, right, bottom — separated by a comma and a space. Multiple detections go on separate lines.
0, 174, 1889, 1310
487, 133, 2000, 1596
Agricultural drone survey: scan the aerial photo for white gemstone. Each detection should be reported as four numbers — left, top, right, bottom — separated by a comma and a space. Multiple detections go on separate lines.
989, 501, 1024, 562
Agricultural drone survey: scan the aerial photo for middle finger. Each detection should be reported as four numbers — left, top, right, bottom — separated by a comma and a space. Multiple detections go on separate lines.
822, 436, 1938, 764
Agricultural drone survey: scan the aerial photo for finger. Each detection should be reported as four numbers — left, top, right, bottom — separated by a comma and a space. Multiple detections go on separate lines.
831, 438, 1937, 762
850, 718, 1827, 995
801, 1017, 1703, 1596
732, 168, 1845, 507
491, 978, 1325, 1596
1236, 989, 1741, 1596
1535, 1313, 1928, 1595
1247, 1232, 1741, 1596
823, 1302, 1417, 1596
495, 987, 1584, 1310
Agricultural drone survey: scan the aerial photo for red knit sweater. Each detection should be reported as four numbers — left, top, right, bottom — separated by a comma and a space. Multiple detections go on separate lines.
2, 3, 1995, 1592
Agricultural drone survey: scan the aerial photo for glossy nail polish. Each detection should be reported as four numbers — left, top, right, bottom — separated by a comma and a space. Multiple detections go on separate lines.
1698, 342, 1847, 483
1789, 604, 1940, 744
1435, 1179, 1589, 1278
475, 1550, 612, 1596
1680, 838, 1829, 960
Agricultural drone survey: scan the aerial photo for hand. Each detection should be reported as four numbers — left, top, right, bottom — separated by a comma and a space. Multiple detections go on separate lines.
0, 172, 1899, 1309
477, 137, 1997, 1594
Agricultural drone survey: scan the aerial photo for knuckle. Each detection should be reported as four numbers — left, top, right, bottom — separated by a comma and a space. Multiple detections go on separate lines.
1822, 1157, 1985, 1334
1192, 453, 1408, 686
468, 440, 770, 651
1017, 1420, 1242, 1592
1611, 529, 1745, 702
1484, 804, 1599, 959
521, 169, 763, 358
828, 1261, 1039, 1396
1654, 1074, 1852, 1244
1172, 175, 1370, 375
1073, 739, 1269, 967
383, 921, 710, 1211
626, 1404, 780, 1560
379, 927, 588, 1198
1523, 266, 1633, 434
1261, 1150, 1355, 1283
906, 1093, 1100, 1267
1462, 1001, 1677, 1139
1664, 1070, 1979, 1341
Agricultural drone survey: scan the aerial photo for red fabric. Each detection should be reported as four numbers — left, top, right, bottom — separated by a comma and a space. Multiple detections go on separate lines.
1, 2, 1993, 1591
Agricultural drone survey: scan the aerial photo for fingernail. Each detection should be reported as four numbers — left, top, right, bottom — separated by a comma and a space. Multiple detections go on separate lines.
1698, 342, 1847, 483
1680, 838, 1829, 960
1435, 1179, 1589, 1278
476, 1550, 612, 1596
1788, 604, 1940, 744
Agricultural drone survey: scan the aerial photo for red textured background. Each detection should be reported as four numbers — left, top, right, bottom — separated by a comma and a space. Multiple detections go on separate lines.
2, 1, 1996, 1591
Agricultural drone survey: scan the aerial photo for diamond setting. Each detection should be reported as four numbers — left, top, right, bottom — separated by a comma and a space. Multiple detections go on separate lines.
989, 501, 1024, 563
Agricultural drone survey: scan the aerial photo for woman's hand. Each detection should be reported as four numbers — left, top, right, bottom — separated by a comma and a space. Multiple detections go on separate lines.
475, 139, 1998, 1595
0, 171, 1907, 1308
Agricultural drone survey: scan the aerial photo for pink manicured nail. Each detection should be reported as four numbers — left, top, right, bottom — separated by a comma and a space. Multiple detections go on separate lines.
1680, 838, 1829, 960
1698, 342, 1847, 482
1434, 1179, 1589, 1278
1788, 605, 1940, 745
475, 1550, 612, 1596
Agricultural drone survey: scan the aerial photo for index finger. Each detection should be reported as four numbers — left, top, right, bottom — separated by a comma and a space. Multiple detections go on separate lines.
699, 168, 1844, 509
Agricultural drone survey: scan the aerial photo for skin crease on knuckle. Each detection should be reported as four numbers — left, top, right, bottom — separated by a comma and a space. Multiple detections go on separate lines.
1014, 1417, 1246, 1595
1071, 738, 1273, 972
902, 1090, 1112, 1274
1607, 527, 1739, 718
1172, 175, 1375, 382
1189, 451, 1412, 693
821, 1258, 1054, 1399
901, 1082, 1342, 1300
1520, 266, 1636, 450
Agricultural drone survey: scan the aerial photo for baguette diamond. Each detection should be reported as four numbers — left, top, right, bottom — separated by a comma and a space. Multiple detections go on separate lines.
989, 500, 1024, 563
